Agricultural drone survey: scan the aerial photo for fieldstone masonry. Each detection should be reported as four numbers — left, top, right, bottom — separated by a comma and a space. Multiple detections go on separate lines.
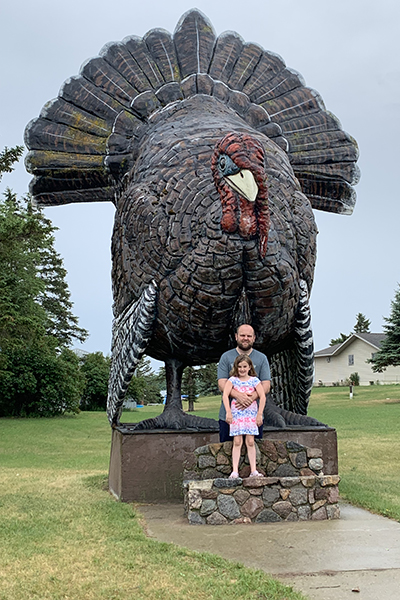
183, 440, 340, 524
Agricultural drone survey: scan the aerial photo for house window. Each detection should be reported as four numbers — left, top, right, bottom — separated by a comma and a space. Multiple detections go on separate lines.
348, 354, 354, 366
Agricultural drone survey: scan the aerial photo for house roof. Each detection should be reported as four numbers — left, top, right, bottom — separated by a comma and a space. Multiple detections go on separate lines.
315, 333, 385, 358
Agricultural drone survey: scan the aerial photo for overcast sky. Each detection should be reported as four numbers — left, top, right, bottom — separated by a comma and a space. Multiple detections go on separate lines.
1, 0, 399, 370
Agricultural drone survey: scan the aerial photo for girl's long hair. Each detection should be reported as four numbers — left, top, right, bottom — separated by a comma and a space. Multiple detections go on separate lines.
229, 354, 256, 377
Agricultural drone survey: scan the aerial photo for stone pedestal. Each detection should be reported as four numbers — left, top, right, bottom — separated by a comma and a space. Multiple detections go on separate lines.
108, 426, 219, 502
108, 425, 337, 503
183, 435, 340, 523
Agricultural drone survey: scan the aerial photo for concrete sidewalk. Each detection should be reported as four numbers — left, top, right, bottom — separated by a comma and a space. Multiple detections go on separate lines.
137, 502, 400, 600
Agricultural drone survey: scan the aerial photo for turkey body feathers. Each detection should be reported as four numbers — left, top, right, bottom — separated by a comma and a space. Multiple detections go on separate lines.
112, 95, 316, 367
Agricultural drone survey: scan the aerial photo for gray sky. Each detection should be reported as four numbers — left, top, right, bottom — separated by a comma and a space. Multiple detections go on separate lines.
1, 0, 399, 369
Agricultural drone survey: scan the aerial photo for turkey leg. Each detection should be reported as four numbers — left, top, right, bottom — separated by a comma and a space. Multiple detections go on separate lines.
131, 357, 219, 431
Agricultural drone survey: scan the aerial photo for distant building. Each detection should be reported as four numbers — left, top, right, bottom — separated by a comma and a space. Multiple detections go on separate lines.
123, 398, 137, 410
314, 333, 400, 386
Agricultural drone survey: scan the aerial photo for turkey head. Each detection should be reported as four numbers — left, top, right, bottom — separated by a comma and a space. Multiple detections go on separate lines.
211, 133, 270, 259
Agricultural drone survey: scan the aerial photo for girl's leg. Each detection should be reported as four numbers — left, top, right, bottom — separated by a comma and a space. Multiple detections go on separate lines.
245, 435, 257, 473
231, 435, 243, 474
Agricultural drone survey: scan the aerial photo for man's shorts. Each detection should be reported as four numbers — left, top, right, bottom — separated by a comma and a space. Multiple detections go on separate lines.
219, 419, 263, 442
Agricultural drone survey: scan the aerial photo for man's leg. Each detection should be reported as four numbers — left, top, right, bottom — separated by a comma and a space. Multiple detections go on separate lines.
219, 419, 233, 443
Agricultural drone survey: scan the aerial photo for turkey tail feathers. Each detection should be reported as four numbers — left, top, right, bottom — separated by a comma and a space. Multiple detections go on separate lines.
25, 8, 358, 213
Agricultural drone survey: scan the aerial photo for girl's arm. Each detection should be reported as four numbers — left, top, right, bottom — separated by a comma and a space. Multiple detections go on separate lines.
222, 380, 234, 424
255, 382, 266, 426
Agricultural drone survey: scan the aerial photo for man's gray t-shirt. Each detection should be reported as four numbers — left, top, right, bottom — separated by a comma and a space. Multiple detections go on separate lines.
217, 348, 271, 420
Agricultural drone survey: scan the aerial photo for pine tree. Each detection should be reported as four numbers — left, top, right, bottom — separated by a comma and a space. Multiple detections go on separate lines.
370, 285, 400, 372
0, 190, 87, 349
353, 313, 371, 333
196, 363, 219, 395
330, 333, 349, 346
330, 313, 371, 346
0, 147, 87, 416
0, 146, 24, 179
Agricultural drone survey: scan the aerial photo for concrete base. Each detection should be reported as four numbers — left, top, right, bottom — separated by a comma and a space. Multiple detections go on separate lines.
108, 427, 219, 502
108, 425, 338, 503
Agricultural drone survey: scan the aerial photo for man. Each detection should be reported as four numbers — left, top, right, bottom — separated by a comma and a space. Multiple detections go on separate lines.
217, 324, 271, 442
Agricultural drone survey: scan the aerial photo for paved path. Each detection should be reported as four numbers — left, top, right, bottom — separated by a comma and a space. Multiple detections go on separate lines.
138, 503, 400, 600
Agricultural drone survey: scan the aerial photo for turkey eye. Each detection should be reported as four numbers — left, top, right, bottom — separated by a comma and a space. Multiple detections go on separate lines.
219, 156, 226, 171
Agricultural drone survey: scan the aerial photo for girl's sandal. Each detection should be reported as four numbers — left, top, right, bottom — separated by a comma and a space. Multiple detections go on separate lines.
228, 471, 239, 479
249, 470, 263, 477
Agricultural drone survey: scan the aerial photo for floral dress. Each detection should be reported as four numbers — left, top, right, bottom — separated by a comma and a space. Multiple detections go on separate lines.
228, 376, 260, 436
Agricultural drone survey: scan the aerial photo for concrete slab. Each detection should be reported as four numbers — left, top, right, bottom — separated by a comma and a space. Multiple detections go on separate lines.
137, 502, 400, 600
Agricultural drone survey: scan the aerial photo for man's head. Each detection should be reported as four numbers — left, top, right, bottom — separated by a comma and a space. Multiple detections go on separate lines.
235, 324, 255, 353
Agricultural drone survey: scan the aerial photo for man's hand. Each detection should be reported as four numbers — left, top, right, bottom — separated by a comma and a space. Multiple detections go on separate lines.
256, 412, 263, 427
234, 391, 257, 409
226, 410, 233, 424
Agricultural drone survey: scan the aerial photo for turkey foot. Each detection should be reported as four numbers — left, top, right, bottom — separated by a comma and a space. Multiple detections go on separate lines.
263, 397, 327, 428
131, 407, 219, 431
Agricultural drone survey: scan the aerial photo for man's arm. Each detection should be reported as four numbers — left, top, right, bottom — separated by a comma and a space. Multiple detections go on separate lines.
218, 378, 257, 408
261, 380, 271, 395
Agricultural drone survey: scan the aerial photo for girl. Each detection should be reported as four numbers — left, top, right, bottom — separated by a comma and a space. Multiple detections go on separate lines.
223, 354, 266, 478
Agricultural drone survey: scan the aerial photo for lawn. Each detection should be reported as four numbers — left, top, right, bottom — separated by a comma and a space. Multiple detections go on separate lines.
308, 384, 400, 521
1, 385, 398, 600
0, 410, 305, 600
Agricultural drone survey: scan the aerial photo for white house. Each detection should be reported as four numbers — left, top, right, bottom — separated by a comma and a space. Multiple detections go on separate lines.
314, 333, 400, 386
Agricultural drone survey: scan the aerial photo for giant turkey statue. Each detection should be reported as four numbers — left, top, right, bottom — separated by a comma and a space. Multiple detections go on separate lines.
25, 10, 359, 429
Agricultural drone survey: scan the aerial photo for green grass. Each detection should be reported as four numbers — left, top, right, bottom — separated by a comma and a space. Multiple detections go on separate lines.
1, 386, 399, 599
308, 385, 400, 521
0, 407, 305, 600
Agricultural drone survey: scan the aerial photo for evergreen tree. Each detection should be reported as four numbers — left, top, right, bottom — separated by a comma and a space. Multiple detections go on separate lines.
0, 146, 24, 180
0, 147, 87, 417
330, 313, 371, 346
196, 363, 219, 395
0, 190, 87, 349
330, 333, 349, 346
353, 313, 371, 333
369, 285, 400, 372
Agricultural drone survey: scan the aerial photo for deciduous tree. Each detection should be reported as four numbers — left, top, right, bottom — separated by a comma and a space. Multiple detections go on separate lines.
127, 356, 161, 405
80, 352, 111, 411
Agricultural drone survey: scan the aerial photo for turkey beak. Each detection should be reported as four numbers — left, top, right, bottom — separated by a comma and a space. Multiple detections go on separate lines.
225, 169, 258, 202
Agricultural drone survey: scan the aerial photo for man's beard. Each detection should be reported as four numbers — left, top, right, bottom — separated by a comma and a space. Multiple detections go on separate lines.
237, 341, 253, 352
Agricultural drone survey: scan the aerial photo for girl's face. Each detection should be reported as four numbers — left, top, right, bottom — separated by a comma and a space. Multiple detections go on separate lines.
237, 361, 250, 377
